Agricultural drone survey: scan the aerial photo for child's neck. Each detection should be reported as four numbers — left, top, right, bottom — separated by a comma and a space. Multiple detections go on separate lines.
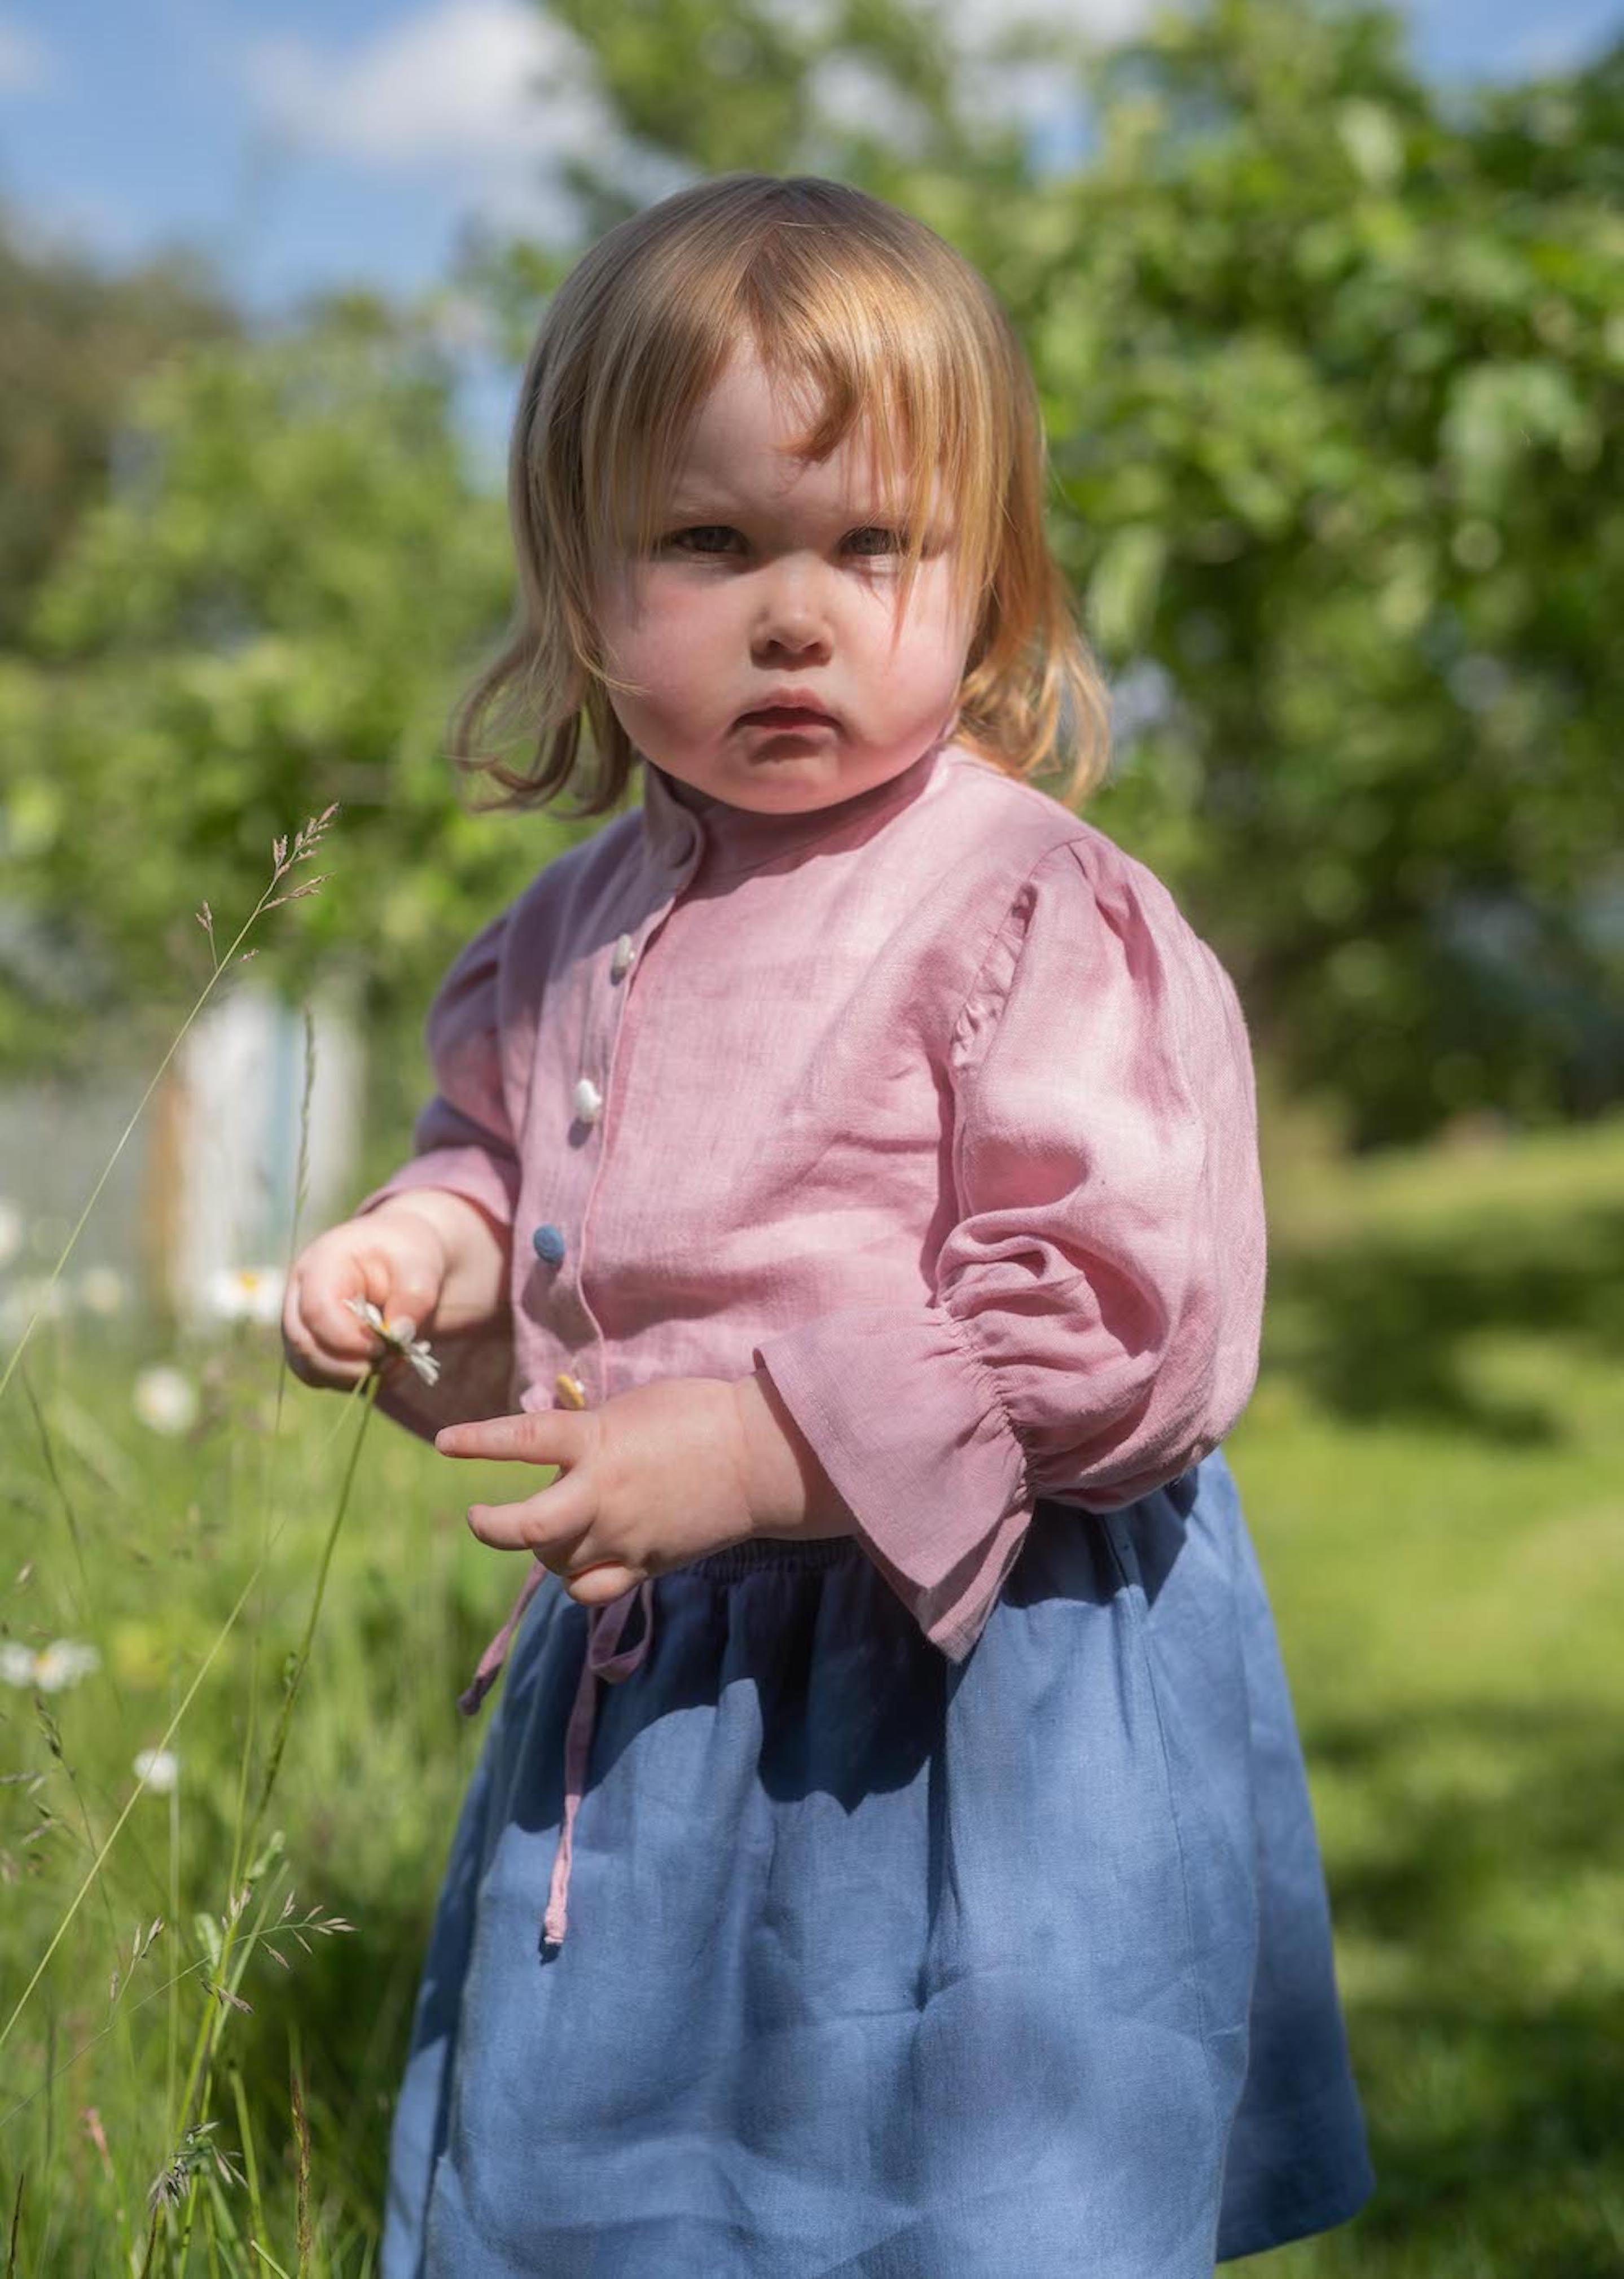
637, 741, 954, 880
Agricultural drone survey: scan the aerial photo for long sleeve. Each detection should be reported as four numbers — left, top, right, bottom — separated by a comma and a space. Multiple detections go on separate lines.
350, 908, 521, 1441
752, 834, 1266, 1664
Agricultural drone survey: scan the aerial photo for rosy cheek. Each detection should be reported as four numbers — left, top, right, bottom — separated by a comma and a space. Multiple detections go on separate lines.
631, 578, 730, 655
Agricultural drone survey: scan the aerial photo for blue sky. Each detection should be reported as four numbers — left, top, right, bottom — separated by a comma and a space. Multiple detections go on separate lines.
2, 0, 1620, 471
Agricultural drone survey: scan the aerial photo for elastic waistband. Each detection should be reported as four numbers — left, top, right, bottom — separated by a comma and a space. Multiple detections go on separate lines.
682, 1533, 865, 1583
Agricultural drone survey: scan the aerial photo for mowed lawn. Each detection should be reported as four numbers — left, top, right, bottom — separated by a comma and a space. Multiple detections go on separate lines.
1, 1114, 1621, 2273
1230, 1114, 1624, 2278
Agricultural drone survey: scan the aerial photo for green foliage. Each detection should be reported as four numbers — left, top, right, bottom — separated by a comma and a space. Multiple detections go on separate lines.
0, 294, 599, 1080
0, 200, 236, 648
1026, 0, 1624, 1141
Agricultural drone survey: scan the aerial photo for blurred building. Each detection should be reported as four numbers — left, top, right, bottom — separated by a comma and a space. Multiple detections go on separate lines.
0, 983, 362, 1333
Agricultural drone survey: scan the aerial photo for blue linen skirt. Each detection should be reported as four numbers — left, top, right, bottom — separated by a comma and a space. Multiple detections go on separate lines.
382, 1449, 1373, 2278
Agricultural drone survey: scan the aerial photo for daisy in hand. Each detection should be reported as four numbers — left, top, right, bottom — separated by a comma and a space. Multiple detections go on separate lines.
344, 1295, 441, 1386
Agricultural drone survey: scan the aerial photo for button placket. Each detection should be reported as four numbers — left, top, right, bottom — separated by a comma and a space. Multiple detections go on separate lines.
559, 870, 684, 1405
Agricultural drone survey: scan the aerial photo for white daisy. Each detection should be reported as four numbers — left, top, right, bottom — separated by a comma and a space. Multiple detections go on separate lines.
77, 1266, 129, 1317
344, 1296, 441, 1386
133, 1748, 179, 1795
133, 1365, 200, 1435
0, 1642, 37, 1688
203, 1264, 286, 1326
0, 1638, 100, 1692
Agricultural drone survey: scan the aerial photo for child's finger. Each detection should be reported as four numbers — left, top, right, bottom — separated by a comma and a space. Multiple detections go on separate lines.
282, 1272, 366, 1384
436, 1412, 578, 1464
466, 1472, 584, 1556
372, 1265, 444, 1342
564, 1563, 642, 1606
302, 1271, 392, 1353
300, 1278, 389, 1361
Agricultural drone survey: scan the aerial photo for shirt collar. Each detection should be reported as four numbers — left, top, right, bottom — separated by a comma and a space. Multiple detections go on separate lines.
638, 734, 954, 882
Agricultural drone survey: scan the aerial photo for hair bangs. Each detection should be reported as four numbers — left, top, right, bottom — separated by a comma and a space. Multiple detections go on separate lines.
738, 248, 1005, 648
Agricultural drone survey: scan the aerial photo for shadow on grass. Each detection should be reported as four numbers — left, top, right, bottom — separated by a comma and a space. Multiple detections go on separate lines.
1263, 1202, 1624, 1443
1293, 1702, 1624, 2276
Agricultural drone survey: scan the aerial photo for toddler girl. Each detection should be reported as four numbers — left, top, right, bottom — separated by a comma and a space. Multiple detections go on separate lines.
284, 172, 1372, 2278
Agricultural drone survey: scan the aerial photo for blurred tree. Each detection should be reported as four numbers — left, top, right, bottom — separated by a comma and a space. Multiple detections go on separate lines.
464, 0, 1624, 1144
0, 293, 591, 1087
0, 200, 237, 646
1030, 1, 1624, 1141
3, 0, 1621, 1146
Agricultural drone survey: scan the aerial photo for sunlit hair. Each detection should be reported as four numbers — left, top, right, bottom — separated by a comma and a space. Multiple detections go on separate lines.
450, 172, 1111, 818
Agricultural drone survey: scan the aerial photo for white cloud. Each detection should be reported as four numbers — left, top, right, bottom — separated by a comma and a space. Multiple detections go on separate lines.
240, 0, 1153, 216
242, 0, 621, 234
0, 16, 58, 95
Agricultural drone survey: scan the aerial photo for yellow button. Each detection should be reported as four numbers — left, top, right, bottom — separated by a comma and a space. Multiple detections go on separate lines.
555, 1372, 589, 1409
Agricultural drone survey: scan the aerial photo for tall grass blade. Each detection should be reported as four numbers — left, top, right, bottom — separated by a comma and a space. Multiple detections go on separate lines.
5, 2170, 22, 2279
289, 2043, 313, 2278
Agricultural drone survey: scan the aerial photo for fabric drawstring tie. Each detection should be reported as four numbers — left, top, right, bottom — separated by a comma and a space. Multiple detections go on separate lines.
459, 1560, 656, 1949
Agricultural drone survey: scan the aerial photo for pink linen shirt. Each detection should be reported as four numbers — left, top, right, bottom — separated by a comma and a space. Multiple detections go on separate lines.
355, 734, 1266, 1666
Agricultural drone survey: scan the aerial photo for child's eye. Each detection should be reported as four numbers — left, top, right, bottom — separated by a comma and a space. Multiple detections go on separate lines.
844, 527, 908, 558
665, 526, 744, 556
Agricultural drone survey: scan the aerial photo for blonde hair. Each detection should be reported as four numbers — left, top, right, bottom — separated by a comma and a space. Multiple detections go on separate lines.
451, 172, 1110, 818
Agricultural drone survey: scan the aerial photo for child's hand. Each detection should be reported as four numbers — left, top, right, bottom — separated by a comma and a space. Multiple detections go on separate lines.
436, 1377, 773, 1606
283, 1204, 452, 1392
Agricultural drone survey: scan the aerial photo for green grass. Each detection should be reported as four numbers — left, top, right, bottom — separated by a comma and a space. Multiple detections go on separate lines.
2, 1112, 1622, 2273
1228, 1112, 1624, 2278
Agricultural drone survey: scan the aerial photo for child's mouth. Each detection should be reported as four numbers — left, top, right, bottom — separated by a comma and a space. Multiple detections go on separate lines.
738, 708, 837, 730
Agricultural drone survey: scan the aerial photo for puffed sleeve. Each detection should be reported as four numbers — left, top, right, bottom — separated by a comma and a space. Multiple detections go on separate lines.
750, 833, 1266, 1664
348, 908, 521, 1442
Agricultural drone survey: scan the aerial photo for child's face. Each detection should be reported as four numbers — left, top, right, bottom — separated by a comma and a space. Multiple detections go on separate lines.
594, 347, 975, 814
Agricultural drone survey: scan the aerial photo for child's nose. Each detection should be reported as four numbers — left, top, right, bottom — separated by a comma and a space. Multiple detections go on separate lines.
751, 576, 832, 661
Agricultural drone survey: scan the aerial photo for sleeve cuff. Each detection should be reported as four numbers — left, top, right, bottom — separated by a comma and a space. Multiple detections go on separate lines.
752, 1304, 1034, 1663
352, 1143, 519, 1236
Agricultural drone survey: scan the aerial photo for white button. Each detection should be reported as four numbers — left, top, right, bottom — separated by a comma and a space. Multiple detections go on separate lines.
573, 1076, 603, 1124
611, 933, 634, 979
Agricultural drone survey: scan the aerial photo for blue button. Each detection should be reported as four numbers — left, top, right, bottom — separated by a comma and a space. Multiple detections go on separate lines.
532, 1222, 566, 1266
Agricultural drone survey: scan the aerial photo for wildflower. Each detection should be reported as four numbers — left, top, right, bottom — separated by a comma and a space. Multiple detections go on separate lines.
344, 1295, 440, 1386
0, 1197, 21, 1271
77, 1266, 128, 1317
133, 1365, 199, 1434
0, 1638, 99, 1692
133, 1748, 179, 1795
203, 1263, 286, 1325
